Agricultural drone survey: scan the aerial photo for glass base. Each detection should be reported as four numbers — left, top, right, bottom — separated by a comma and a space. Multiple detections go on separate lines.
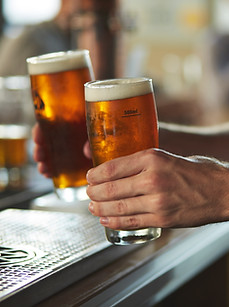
55, 186, 89, 203
105, 227, 162, 245
0, 167, 26, 191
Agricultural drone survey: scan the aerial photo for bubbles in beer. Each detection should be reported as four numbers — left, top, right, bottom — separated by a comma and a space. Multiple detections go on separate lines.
85, 78, 158, 166
27, 50, 94, 191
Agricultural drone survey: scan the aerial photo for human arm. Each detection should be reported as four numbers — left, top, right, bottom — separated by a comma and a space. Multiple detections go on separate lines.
33, 120, 229, 177
86, 148, 229, 229
86, 121, 229, 230
159, 121, 229, 161
33, 121, 229, 229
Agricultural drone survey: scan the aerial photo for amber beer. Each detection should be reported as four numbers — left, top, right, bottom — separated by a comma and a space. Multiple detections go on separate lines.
27, 50, 94, 202
0, 125, 28, 189
85, 78, 161, 245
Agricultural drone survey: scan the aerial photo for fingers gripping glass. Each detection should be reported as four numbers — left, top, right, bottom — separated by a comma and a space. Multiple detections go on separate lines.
85, 78, 162, 245
27, 50, 94, 202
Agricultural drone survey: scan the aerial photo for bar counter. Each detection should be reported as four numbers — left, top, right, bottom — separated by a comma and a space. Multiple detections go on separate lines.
36, 221, 229, 307
1, 170, 229, 307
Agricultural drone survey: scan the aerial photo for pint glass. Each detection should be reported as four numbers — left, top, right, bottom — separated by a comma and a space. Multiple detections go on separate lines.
27, 50, 94, 202
0, 76, 31, 190
85, 78, 161, 245
0, 125, 29, 190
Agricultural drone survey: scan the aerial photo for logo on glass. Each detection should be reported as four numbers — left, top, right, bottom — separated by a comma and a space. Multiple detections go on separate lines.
122, 109, 141, 117
33, 91, 45, 111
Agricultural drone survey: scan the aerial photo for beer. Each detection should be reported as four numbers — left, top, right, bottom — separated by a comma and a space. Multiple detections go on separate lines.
0, 125, 28, 167
85, 78, 161, 245
85, 78, 158, 165
27, 50, 94, 201
0, 125, 29, 190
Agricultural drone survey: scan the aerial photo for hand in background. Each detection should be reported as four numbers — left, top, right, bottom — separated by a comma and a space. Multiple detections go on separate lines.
32, 123, 52, 178
32, 123, 91, 178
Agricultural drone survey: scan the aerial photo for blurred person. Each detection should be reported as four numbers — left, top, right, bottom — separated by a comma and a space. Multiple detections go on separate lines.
198, 30, 229, 124
32, 120, 229, 230
0, 0, 119, 79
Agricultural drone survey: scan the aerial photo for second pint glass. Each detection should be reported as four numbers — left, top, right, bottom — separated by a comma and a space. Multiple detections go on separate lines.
27, 50, 94, 202
85, 78, 161, 245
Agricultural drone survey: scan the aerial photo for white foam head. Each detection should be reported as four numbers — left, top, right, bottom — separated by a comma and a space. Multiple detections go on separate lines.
27, 50, 92, 75
84, 78, 153, 102
0, 125, 29, 139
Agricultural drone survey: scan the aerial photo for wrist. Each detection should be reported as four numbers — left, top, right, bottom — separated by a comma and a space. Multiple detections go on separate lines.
217, 164, 229, 223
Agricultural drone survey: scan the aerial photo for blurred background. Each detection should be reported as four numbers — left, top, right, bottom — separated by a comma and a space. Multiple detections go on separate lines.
0, 0, 229, 135
1, 3, 229, 306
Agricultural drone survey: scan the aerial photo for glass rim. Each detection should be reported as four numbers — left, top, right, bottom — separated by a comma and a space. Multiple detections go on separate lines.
84, 77, 153, 102
26, 49, 90, 65
26, 49, 92, 76
85, 77, 152, 89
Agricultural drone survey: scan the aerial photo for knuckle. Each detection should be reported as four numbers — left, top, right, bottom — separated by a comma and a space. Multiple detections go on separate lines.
141, 149, 171, 169
154, 193, 168, 211
141, 149, 158, 164
86, 185, 95, 200
115, 199, 128, 215
94, 202, 103, 216
104, 181, 117, 199
157, 215, 174, 228
141, 172, 171, 194
102, 160, 116, 179
149, 193, 176, 228
154, 198, 177, 228
109, 216, 141, 230
126, 216, 140, 229
109, 217, 122, 230
139, 173, 159, 193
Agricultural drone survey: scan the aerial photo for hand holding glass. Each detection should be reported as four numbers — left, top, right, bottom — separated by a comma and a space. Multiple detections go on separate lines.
27, 50, 94, 202
85, 78, 162, 245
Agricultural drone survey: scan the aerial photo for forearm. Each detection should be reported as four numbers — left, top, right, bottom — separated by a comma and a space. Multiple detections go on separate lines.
159, 122, 229, 161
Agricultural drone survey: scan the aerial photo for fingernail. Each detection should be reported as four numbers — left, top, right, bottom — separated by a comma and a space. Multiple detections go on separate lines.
100, 217, 109, 226
86, 170, 90, 181
88, 202, 94, 214
86, 169, 92, 184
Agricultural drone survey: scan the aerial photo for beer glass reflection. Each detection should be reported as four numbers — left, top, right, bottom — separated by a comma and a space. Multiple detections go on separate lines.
27, 50, 94, 202
85, 78, 161, 245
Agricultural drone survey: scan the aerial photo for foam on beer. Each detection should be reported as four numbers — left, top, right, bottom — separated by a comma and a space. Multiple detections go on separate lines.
0, 125, 29, 139
85, 78, 153, 102
27, 50, 91, 75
